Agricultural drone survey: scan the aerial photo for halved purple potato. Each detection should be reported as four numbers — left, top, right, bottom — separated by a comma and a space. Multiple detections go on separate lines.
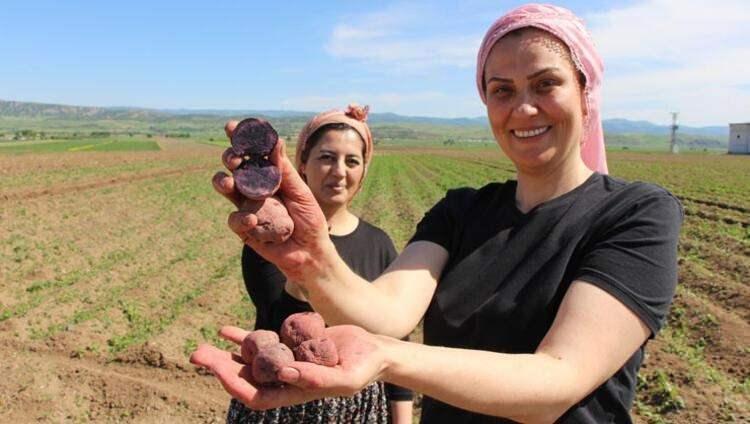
233, 159, 282, 200
231, 118, 278, 158
231, 118, 281, 199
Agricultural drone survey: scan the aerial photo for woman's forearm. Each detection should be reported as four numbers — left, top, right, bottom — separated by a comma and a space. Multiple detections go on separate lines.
378, 336, 583, 423
298, 242, 415, 337
299, 241, 442, 338
389, 400, 414, 424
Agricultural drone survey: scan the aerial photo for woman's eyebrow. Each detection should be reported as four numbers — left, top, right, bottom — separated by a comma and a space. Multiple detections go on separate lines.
527, 67, 560, 80
486, 67, 561, 84
486, 76, 513, 84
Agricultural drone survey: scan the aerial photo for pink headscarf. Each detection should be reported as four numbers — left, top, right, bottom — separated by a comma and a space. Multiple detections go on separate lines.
295, 103, 374, 181
476, 3, 608, 174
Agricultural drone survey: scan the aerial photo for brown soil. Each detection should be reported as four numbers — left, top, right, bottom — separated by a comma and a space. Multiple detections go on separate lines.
1, 145, 747, 423
0, 338, 227, 423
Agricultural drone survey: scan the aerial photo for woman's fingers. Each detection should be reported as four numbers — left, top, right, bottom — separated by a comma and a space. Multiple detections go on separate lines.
212, 171, 243, 208
278, 361, 339, 390
271, 139, 316, 207
225, 120, 239, 140
219, 326, 250, 345
268, 139, 328, 235
191, 344, 330, 410
190, 344, 262, 406
222, 147, 243, 172
228, 210, 258, 243
190, 343, 236, 370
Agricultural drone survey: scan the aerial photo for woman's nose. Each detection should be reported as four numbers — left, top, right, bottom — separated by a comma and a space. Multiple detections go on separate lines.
513, 93, 538, 116
331, 160, 347, 176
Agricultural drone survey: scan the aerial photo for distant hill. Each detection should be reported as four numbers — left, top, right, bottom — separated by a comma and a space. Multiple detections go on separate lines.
0, 100, 489, 127
603, 118, 727, 137
0, 100, 168, 120
0, 99, 730, 149
0, 99, 730, 133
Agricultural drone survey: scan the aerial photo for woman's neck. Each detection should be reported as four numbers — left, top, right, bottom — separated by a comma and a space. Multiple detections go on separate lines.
323, 205, 359, 236
514, 159, 593, 214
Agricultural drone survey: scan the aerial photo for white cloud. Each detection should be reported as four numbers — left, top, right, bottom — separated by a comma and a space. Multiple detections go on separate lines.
588, 0, 749, 61
325, 4, 480, 70
320, 0, 750, 125
587, 0, 750, 125
280, 91, 478, 117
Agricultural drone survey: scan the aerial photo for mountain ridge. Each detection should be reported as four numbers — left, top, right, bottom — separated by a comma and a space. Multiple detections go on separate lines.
0, 99, 730, 137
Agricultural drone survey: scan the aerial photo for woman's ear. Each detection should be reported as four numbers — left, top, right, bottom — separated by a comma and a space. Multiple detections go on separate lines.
581, 92, 589, 118
577, 71, 588, 117
298, 163, 306, 182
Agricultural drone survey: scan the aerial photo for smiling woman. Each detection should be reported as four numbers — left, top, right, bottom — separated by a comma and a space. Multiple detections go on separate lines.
198, 4, 683, 423
483, 27, 589, 184
297, 123, 366, 225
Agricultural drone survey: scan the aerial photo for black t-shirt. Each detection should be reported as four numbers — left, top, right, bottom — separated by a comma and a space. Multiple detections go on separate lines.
242, 219, 413, 401
409, 173, 683, 423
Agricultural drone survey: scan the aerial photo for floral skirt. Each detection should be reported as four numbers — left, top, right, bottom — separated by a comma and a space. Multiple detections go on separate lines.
225, 382, 389, 424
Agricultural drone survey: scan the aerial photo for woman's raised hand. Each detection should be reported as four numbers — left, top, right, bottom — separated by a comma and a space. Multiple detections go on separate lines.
212, 120, 331, 282
190, 324, 387, 410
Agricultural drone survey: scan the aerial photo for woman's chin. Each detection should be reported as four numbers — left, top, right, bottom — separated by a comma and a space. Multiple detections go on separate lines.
319, 196, 349, 210
513, 151, 560, 173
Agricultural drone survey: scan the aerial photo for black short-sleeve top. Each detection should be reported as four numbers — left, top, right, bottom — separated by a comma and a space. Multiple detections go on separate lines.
409, 172, 683, 423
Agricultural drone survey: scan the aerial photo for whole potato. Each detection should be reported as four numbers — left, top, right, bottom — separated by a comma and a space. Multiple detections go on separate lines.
252, 342, 294, 385
280, 312, 326, 348
240, 196, 294, 244
241, 330, 279, 365
293, 337, 339, 366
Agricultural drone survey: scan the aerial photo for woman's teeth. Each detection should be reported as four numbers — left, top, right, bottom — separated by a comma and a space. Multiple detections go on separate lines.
513, 126, 549, 138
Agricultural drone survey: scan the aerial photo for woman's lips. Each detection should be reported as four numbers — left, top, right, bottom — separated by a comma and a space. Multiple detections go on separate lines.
326, 184, 346, 193
512, 126, 551, 138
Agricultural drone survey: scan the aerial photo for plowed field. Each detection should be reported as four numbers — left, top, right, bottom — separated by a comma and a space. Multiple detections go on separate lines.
1, 139, 747, 423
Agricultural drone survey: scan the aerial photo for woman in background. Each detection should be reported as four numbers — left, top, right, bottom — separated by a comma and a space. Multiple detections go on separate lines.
224, 104, 413, 424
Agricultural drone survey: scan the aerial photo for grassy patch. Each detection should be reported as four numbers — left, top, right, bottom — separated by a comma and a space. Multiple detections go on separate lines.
0, 138, 160, 154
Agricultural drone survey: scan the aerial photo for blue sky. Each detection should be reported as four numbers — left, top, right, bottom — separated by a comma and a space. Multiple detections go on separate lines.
1, 0, 748, 126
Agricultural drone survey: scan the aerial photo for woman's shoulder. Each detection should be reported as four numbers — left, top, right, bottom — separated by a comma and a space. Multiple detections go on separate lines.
442, 181, 515, 207
355, 219, 394, 243
597, 174, 681, 208
586, 174, 683, 224
340, 219, 398, 267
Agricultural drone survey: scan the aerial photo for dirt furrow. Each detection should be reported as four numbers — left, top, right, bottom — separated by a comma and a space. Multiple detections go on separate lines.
1, 165, 206, 203
0, 338, 226, 423
677, 195, 750, 214
678, 259, 750, 322
682, 207, 750, 228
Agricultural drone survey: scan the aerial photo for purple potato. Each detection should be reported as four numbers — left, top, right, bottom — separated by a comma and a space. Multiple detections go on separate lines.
241, 330, 280, 365
293, 337, 339, 366
252, 342, 294, 385
240, 196, 294, 244
280, 312, 326, 349
233, 159, 282, 200
231, 118, 282, 199
231, 118, 278, 158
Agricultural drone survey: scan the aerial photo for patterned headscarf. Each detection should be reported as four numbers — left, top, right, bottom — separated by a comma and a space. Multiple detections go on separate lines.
476, 3, 608, 174
295, 104, 374, 183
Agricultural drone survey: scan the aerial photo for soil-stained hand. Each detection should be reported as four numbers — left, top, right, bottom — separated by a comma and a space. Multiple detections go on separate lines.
212, 120, 330, 282
190, 324, 386, 410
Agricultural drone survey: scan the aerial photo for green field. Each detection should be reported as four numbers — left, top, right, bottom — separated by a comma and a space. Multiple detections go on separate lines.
0, 138, 747, 423
0, 137, 160, 154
